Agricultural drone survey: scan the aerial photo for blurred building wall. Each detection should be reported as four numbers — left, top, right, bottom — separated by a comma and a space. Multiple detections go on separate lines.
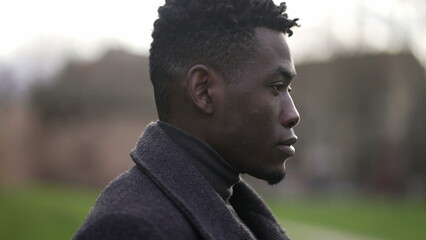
0, 104, 36, 184
290, 53, 426, 197
0, 49, 425, 197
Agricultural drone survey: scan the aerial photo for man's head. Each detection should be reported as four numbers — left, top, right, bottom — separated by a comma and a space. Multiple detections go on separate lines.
150, 0, 300, 184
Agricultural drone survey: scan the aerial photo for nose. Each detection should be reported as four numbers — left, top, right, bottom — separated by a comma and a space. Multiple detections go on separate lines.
281, 96, 300, 129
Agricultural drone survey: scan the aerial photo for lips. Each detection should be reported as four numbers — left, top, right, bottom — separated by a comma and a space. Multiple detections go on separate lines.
280, 136, 298, 146
277, 136, 298, 156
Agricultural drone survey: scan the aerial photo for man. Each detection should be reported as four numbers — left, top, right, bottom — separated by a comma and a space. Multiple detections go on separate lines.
74, 0, 300, 239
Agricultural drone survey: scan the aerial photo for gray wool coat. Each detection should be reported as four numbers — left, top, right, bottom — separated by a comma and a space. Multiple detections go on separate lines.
73, 122, 290, 240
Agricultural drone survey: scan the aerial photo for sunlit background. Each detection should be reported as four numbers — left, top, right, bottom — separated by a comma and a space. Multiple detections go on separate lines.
1, 0, 425, 240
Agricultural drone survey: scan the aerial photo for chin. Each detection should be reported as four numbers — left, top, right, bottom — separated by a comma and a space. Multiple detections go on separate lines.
249, 167, 286, 185
265, 171, 286, 185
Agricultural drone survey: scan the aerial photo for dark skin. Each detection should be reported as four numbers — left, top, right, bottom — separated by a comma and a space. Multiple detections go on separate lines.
168, 27, 300, 184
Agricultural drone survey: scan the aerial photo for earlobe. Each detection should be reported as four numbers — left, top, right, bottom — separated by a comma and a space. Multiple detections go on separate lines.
186, 65, 214, 115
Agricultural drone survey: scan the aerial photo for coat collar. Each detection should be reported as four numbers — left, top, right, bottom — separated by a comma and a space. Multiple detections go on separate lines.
130, 122, 288, 240
156, 121, 241, 203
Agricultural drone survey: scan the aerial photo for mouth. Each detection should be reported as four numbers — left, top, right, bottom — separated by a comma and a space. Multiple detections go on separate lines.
279, 136, 298, 146
277, 136, 298, 156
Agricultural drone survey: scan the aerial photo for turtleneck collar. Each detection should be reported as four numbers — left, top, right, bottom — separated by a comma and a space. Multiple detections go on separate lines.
158, 121, 241, 202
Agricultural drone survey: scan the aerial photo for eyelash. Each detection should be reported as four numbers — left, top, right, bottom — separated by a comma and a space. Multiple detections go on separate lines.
271, 82, 292, 95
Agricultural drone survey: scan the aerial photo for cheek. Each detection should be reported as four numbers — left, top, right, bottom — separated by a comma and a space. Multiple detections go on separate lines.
223, 91, 279, 141
248, 100, 279, 129
242, 108, 277, 146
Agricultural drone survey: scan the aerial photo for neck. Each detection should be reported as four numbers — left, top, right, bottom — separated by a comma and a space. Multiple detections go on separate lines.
158, 121, 241, 202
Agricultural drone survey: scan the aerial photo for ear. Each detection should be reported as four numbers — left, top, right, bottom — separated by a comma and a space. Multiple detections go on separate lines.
186, 64, 216, 115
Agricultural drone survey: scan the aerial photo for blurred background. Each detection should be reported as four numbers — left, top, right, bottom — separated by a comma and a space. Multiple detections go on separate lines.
0, 0, 425, 239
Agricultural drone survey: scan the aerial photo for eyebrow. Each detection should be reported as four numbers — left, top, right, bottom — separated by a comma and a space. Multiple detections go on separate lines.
271, 66, 297, 81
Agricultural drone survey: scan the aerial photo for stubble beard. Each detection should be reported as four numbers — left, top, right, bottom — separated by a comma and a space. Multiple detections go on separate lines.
227, 153, 287, 185
247, 167, 286, 185
264, 170, 286, 185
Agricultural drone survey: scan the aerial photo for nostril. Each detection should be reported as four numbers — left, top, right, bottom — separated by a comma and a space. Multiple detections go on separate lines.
285, 114, 300, 128
286, 120, 297, 128
282, 101, 300, 128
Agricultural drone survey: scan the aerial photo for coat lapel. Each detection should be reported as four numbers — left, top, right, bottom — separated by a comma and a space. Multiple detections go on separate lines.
231, 182, 290, 240
130, 123, 255, 240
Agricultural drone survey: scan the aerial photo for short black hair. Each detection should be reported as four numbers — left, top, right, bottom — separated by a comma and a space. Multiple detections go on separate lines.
150, 0, 299, 120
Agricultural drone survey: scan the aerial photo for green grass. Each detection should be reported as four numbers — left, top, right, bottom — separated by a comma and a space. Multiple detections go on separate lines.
1, 185, 425, 240
0, 184, 99, 240
267, 197, 426, 240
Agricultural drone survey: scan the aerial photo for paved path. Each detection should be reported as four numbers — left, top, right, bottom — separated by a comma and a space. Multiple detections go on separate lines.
281, 220, 386, 240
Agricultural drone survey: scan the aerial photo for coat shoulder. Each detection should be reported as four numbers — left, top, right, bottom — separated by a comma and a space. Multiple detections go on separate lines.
74, 212, 163, 240
74, 166, 199, 240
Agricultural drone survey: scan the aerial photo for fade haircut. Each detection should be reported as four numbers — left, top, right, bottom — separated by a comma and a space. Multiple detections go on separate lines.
150, 0, 299, 120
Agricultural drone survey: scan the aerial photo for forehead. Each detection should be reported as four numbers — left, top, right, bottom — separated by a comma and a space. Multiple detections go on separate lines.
236, 27, 295, 81
254, 27, 293, 68
255, 27, 289, 51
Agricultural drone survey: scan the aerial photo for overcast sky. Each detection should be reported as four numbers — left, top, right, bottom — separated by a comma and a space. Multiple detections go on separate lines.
0, 0, 425, 88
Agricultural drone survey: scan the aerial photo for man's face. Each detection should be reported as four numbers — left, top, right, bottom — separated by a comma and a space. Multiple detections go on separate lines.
214, 27, 300, 184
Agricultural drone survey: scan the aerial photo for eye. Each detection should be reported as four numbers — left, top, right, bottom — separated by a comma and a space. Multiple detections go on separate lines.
270, 82, 286, 95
